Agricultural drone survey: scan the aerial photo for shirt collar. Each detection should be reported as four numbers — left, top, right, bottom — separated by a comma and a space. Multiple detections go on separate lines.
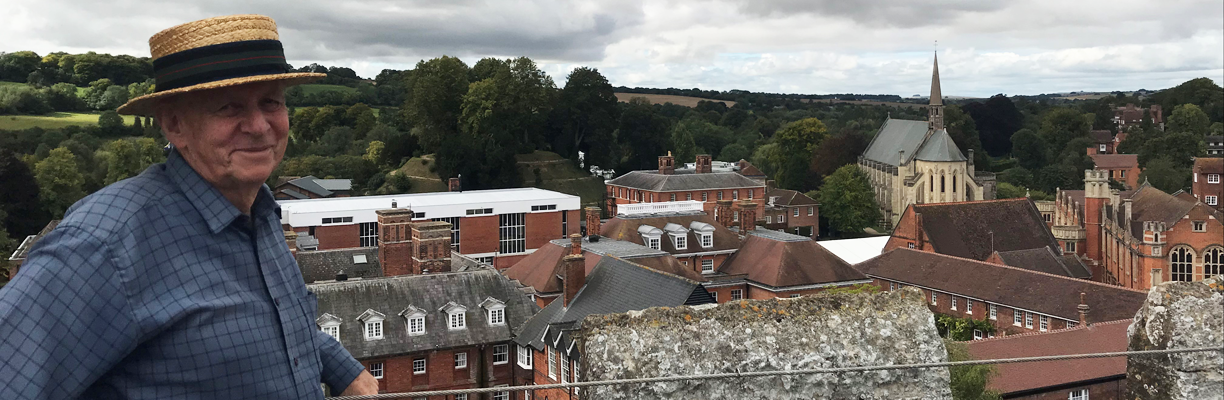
167, 148, 280, 234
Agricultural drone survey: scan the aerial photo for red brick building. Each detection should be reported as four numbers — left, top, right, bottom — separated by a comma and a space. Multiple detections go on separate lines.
703, 229, 870, 302
759, 186, 820, 237
1192, 157, 1222, 211
598, 200, 744, 273
1112, 103, 1163, 130
858, 249, 1147, 337
1052, 170, 1224, 290
279, 187, 581, 269
512, 255, 715, 400
502, 233, 703, 308
967, 319, 1130, 399
1088, 153, 1141, 189
604, 153, 766, 227
1086, 130, 1117, 155
884, 198, 1091, 279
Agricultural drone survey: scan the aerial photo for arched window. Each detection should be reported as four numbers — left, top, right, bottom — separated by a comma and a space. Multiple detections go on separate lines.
952, 175, 957, 193
1170, 247, 1194, 282
929, 174, 934, 192
1204, 247, 1223, 279
940, 175, 946, 193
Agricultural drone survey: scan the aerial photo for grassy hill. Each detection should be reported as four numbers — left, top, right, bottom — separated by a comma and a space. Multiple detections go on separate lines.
615, 92, 737, 108
0, 112, 138, 130
299, 84, 358, 95
389, 150, 605, 205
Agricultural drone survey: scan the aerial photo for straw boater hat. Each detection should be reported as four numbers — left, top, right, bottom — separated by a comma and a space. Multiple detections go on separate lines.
116, 14, 324, 116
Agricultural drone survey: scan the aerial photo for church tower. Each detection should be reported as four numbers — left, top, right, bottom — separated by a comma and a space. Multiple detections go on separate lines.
928, 53, 944, 130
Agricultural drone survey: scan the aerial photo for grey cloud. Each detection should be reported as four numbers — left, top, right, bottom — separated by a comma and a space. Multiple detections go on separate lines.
726, 0, 1008, 28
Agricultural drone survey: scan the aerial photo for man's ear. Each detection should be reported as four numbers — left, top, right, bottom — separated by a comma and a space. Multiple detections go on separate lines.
156, 101, 187, 149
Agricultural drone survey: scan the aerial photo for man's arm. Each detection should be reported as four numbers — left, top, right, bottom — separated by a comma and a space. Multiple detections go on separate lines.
0, 225, 140, 398
316, 329, 376, 394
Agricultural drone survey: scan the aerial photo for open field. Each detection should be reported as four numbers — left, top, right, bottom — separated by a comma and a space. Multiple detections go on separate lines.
0, 112, 138, 131
615, 93, 737, 108
801, 98, 928, 109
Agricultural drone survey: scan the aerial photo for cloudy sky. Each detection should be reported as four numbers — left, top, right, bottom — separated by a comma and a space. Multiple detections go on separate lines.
3, 0, 1222, 97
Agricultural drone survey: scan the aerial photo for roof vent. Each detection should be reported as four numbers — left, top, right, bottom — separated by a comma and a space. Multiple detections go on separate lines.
588, 235, 600, 243
336, 271, 348, 281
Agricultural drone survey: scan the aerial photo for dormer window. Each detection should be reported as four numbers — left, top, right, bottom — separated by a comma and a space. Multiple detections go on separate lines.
638, 225, 663, 250
440, 302, 468, 330
400, 306, 426, 336
663, 223, 688, 250
357, 309, 386, 341
480, 297, 507, 326
689, 221, 715, 248
316, 313, 342, 343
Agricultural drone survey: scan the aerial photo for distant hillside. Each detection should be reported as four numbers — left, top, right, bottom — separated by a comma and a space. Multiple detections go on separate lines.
389, 151, 605, 205
615, 93, 736, 108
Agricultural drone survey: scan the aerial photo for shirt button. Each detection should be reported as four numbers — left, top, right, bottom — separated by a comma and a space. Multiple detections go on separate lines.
275, 299, 281, 307
295, 357, 299, 366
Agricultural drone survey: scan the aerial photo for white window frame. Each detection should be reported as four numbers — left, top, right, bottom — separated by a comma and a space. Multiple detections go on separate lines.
1040, 315, 1049, 332
731, 289, 743, 300
560, 352, 570, 384
1099, 144, 1107, 152
673, 235, 687, 250
413, 358, 426, 375
1025, 312, 1034, 329
646, 236, 661, 250
951, 297, 958, 311
931, 292, 937, 305
450, 312, 466, 329
686, 193, 692, 201
808, 206, 814, 216
365, 320, 383, 340
458, 395, 469, 400
498, 213, 527, 254
1208, 174, 1220, 184
370, 362, 384, 379
493, 391, 509, 400
408, 316, 425, 335
321, 321, 341, 342
711, 292, 717, 301
793, 208, 799, 217
1014, 310, 1023, 326
966, 299, 973, 314
518, 345, 533, 369
973, 330, 983, 340
701, 259, 714, 273
1193, 221, 1207, 232
989, 304, 997, 320
1207, 195, 1218, 206
455, 352, 467, 369
779, 214, 785, 223
493, 344, 509, 365
547, 347, 557, 379
1069, 388, 1089, 400
670, 193, 676, 202
700, 233, 713, 248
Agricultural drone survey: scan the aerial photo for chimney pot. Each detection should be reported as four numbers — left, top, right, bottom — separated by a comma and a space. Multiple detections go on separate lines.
570, 233, 583, 255
448, 177, 462, 192
1077, 292, 1090, 327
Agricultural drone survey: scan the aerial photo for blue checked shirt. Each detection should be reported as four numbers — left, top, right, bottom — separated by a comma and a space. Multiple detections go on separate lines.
0, 149, 364, 399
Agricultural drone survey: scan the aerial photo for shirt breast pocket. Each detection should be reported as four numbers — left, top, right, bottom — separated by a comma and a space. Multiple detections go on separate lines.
300, 290, 320, 325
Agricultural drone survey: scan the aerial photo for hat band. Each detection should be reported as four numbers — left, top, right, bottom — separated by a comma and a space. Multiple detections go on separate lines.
153, 39, 290, 92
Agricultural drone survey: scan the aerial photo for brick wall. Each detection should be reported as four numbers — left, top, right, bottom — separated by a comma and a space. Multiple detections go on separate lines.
314, 224, 360, 250
1192, 166, 1223, 212
360, 344, 518, 397
528, 346, 576, 400
525, 212, 563, 250
460, 215, 500, 255
873, 278, 1077, 337
1007, 378, 1125, 400
705, 283, 748, 303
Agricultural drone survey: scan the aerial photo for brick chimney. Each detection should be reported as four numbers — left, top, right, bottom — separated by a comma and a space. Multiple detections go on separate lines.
563, 234, 586, 307
284, 230, 299, 258
765, 179, 776, 194
585, 206, 601, 238
1077, 292, 1090, 327
914, 211, 925, 250
377, 206, 415, 276
448, 177, 461, 192
715, 200, 734, 228
695, 154, 712, 174
737, 200, 757, 230
412, 220, 453, 274
658, 152, 675, 175
570, 233, 583, 255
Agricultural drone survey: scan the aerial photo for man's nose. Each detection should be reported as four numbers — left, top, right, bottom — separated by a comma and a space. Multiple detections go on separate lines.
238, 106, 272, 134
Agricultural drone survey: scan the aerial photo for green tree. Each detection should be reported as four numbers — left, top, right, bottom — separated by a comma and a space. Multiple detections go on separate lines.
1039, 108, 1091, 157
769, 117, 827, 190
616, 97, 672, 171
996, 182, 1027, 199
718, 143, 751, 162
0, 148, 48, 237
811, 132, 869, 178
1138, 131, 1205, 169
944, 105, 982, 156
100, 137, 163, 184
817, 165, 881, 236
458, 57, 555, 152
669, 117, 701, 163
946, 341, 1002, 400
364, 140, 385, 165
35, 147, 86, 218
405, 56, 470, 153
1167, 104, 1211, 135
1009, 129, 1046, 171
549, 67, 619, 168
1139, 157, 1190, 193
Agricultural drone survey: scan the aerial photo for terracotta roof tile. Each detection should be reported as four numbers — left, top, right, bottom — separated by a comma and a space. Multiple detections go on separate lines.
912, 199, 1060, 261
1089, 154, 1138, 170
717, 230, 868, 288
967, 319, 1130, 395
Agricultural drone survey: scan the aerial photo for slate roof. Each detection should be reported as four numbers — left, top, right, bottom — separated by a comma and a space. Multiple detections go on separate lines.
287, 175, 333, 197
912, 129, 968, 163
737, 159, 766, 178
1089, 130, 1113, 143
716, 230, 869, 289
296, 247, 383, 283
513, 257, 714, 356
1090, 154, 1138, 170
7, 219, 60, 261
968, 319, 1130, 396
310, 269, 539, 359
314, 178, 352, 192
600, 212, 742, 256
280, 188, 309, 200
993, 247, 1092, 279
605, 170, 764, 192
910, 198, 1061, 261
765, 188, 818, 208
1123, 184, 1223, 238
861, 118, 931, 166
502, 237, 703, 296
856, 249, 1147, 322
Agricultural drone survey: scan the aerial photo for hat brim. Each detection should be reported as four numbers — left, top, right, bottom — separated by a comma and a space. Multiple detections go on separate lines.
116, 72, 326, 116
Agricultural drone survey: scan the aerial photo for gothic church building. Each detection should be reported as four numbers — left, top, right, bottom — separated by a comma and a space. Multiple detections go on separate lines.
859, 54, 996, 228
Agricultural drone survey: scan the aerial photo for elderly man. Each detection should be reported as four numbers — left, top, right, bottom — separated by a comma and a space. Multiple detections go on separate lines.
0, 15, 378, 398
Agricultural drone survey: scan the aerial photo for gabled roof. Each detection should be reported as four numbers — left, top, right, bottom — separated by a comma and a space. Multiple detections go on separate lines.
765, 188, 818, 208
993, 247, 1091, 279
855, 249, 1147, 322
861, 118, 932, 166
736, 159, 766, 178
912, 129, 967, 163
295, 247, 382, 283
513, 257, 715, 355
1194, 157, 1223, 174
501, 237, 703, 296
7, 219, 59, 262
717, 230, 869, 289
1089, 154, 1138, 170
967, 319, 1130, 395
314, 178, 352, 192
287, 175, 333, 197
310, 269, 539, 359
1123, 184, 1224, 237
910, 198, 1061, 261
601, 212, 741, 256
605, 170, 764, 192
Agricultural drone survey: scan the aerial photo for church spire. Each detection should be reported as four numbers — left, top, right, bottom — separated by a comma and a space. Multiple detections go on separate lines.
928, 51, 945, 130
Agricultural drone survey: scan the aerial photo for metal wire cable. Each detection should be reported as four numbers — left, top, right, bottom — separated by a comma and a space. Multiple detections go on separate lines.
326, 345, 1224, 400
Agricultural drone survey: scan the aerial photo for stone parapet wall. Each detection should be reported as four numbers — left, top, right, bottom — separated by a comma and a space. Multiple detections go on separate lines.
576, 287, 951, 399
1127, 275, 1224, 399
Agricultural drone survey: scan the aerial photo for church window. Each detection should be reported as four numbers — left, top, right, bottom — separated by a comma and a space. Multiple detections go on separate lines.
952, 176, 956, 192
1171, 247, 1193, 282
930, 175, 934, 192
940, 176, 946, 193
1204, 248, 1222, 279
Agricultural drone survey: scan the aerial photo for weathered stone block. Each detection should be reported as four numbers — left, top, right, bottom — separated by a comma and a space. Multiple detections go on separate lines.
1127, 275, 1224, 399
576, 287, 951, 399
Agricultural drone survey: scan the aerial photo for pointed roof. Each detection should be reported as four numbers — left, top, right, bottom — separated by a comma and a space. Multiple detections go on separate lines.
913, 129, 968, 162
717, 230, 869, 289
930, 53, 943, 106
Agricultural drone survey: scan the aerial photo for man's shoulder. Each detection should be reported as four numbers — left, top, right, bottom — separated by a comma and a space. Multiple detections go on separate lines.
60, 163, 178, 234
